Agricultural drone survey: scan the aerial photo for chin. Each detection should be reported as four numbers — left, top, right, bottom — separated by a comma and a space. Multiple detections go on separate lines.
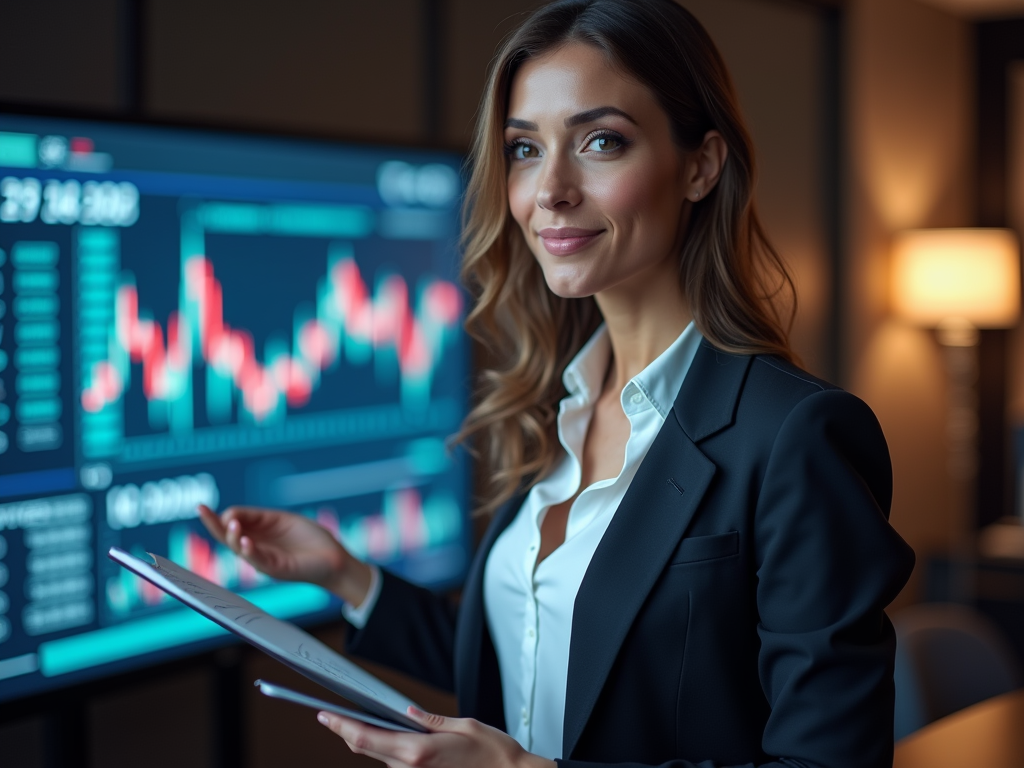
540, 275, 601, 300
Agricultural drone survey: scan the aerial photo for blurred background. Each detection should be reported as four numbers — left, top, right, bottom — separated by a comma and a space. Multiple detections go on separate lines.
1, 0, 1024, 766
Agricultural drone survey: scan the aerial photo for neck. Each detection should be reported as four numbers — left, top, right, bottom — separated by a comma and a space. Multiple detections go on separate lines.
594, 258, 692, 395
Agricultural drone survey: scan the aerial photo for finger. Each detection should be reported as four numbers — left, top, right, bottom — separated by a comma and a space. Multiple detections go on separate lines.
225, 517, 243, 554
221, 506, 288, 534
406, 706, 463, 733
318, 712, 418, 759
197, 505, 228, 545
236, 534, 287, 574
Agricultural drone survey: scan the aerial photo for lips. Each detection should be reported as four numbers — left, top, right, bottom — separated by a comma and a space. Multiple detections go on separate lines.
537, 227, 604, 256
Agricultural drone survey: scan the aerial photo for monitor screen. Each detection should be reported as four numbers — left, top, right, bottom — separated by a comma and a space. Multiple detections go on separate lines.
0, 112, 470, 702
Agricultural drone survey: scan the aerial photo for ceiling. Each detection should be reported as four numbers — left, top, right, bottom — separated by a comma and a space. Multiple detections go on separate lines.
916, 0, 1024, 18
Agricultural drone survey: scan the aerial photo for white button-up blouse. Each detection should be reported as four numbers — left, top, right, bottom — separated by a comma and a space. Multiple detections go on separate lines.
481, 321, 702, 759
344, 322, 703, 760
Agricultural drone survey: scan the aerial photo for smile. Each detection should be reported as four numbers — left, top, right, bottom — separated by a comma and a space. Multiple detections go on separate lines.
537, 227, 605, 256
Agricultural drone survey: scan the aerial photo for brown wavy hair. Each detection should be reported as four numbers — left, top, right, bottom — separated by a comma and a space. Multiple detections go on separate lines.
456, 0, 797, 515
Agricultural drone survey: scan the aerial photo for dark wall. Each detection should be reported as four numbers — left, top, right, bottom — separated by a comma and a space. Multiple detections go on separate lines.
0, 1, 122, 112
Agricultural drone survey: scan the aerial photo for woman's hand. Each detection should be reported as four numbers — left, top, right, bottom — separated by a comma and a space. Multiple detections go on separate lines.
197, 504, 372, 606
318, 707, 556, 768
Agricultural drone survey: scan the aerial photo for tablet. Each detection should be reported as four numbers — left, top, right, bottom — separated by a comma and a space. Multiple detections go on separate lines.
254, 679, 427, 733
109, 546, 425, 732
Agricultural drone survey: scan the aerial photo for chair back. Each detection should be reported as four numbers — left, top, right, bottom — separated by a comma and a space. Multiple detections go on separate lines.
894, 602, 1023, 740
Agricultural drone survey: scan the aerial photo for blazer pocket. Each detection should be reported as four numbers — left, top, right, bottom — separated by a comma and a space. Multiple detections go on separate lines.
669, 530, 739, 565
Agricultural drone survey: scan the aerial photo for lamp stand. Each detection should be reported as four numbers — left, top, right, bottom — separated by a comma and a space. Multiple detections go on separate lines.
937, 319, 979, 603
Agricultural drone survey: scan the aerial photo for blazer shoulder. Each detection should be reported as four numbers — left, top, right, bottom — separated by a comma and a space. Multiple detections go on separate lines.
750, 354, 839, 395
676, 342, 844, 443
729, 354, 869, 443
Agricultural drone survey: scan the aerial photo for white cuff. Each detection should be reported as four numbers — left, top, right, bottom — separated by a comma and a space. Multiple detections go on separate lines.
340, 564, 381, 629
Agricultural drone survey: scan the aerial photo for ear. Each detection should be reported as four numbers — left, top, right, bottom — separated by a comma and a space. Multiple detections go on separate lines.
682, 130, 728, 202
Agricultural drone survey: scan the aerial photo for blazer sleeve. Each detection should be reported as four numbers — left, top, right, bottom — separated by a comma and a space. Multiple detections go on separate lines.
345, 568, 459, 693
557, 388, 915, 768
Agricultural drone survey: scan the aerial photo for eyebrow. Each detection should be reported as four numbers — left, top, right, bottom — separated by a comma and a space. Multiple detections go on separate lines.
503, 106, 637, 132
504, 117, 539, 131
564, 106, 636, 127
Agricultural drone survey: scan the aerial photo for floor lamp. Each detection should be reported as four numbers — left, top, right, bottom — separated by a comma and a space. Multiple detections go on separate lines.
891, 228, 1021, 594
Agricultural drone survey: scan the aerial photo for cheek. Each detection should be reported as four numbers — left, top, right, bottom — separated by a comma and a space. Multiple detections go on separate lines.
506, 172, 535, 234
589, 160, 678, 229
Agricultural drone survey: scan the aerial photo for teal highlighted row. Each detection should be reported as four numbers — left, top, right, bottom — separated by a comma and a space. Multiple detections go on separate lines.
13, 270, 59, 294
83, 409, 120, 427
78, 228, 118, 250
78, 253, 118, 270
14, 321, 59, 345
0, 132, 37, 168
80, 342, 107, 361
197, 202, 374, 238
15, 347, 61, 369
80, 325, 107, 342
79, 273, 115, 291
79, 305, 113, 322
17, 397, 62, 424
12, 241, 58, 268
13, 295, 59, 319
38, 582, 333, 677
16, 372, 60, 396
82, 436, 121, 459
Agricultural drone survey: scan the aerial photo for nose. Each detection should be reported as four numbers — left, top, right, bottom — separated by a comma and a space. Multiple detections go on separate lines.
536, 154, 582, 211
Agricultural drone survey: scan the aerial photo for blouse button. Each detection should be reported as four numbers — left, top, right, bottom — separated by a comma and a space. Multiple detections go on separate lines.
630, 392, 644, 405
528, 628, 535, 639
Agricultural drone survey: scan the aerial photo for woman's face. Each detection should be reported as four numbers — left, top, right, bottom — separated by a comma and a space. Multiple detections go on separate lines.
505, 43, 698, 300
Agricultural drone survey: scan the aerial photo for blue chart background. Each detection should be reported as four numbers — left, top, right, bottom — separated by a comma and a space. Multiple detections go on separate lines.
0, 113, 471, 703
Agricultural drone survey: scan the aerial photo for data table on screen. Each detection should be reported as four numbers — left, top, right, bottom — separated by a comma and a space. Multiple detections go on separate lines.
0, 116, 470, 702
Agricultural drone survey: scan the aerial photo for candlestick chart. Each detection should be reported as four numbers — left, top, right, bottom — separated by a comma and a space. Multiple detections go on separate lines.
80, 227, 462, 456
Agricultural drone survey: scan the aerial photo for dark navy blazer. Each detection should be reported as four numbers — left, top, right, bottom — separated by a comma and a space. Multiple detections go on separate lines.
347, 341, 916, 768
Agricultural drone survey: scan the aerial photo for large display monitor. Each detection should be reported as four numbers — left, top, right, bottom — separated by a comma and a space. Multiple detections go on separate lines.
0, 112, 470, 703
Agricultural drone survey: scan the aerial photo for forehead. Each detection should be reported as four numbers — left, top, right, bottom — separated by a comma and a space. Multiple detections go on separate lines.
507, 42, 655, 122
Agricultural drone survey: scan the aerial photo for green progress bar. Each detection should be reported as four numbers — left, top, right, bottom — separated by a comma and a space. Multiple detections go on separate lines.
16, 372, 60, 396
15, 347, 61, 369
14, 321, 59, 345
12, 241, 59, 268
38, 582, 332, 677
78, 228, 118, 250
17, 397, 62, 423
13, 295, 59, 319
13, 270, 59, 293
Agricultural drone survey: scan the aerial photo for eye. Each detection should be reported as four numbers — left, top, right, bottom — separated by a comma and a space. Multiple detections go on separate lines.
504, 139, 541, 161
583, 132, 625, 153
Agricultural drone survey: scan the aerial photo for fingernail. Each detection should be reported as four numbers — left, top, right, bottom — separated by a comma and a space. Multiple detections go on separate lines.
317, 713, 329, 725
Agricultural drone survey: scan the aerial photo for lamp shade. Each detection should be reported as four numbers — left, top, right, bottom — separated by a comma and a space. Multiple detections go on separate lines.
891, 228, 1021, 328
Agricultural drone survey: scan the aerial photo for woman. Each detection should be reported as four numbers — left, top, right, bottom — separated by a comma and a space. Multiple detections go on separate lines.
200, 1, 915, 766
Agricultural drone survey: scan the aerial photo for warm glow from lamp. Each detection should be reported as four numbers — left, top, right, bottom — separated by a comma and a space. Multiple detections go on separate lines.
892, 228, 1021, 328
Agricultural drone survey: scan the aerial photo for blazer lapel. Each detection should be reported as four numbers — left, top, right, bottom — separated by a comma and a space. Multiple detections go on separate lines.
674, 341, 753, 443
562, 343, 753, 757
